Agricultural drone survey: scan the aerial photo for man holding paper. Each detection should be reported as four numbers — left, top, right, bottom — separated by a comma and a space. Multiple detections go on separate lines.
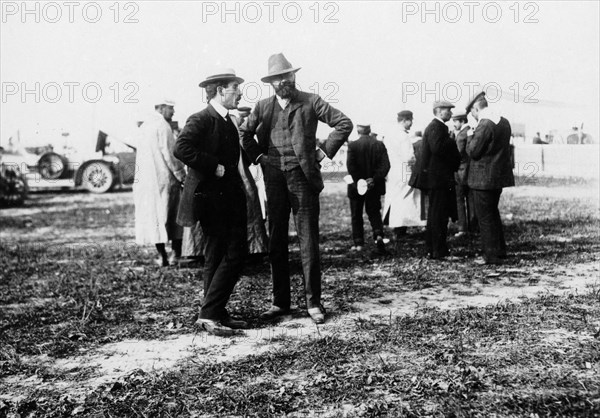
346, 124, 390, 253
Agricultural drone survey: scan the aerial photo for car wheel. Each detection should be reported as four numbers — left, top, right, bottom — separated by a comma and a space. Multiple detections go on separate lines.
39, 152, 66, 179
81, 162, 114, 193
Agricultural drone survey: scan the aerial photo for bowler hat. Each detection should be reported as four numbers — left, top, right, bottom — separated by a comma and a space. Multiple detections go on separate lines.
199, 68, 244, 88
397, 110, 413, 120
433, 101, 455, 110
465, 91, 486, 113
237, 106, 252, 113
452, 113, 467, 120
261, 53, 301, 83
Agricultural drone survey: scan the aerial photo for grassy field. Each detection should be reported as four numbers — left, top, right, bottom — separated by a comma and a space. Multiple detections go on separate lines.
1, 176, 599, 417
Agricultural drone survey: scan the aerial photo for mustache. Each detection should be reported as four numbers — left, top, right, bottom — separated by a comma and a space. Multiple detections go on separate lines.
275, 81, 296, 92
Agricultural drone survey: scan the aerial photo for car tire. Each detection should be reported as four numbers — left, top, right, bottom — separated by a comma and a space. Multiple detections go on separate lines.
38, 152, 66, 179
81, 162, 114, 193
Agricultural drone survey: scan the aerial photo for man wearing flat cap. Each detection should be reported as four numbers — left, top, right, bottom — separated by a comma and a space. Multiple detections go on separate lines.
465, 92, 514, 265
413, 101, 461, 259
452, 113, 477, 237
134, 99, 186, 267
241, 53, 353, 324
346, 124, 390, 253
174, 69, 249, 336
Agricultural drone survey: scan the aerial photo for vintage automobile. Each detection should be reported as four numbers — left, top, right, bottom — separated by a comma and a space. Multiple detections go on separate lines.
4, 131, 136, 194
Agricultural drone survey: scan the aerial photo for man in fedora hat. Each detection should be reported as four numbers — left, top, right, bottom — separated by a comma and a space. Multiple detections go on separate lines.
346, 123, 390, 253
174, 69, 249, 336
133, 98, 186, 267
452, 112, 477, 237
241, 53, 353, 324
414, 101, 461, 259
465, 92, 514, 265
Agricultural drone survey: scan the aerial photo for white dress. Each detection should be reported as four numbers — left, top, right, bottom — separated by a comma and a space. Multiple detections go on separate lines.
383, 130, 426, 228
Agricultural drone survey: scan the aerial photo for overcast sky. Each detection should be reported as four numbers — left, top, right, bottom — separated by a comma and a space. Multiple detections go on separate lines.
1, 1, 598, 150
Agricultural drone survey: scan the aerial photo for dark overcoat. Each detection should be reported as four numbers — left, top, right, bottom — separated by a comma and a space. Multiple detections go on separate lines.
346, 134, 391, 197
174, 104, 247, 227
466, 117, 515, 190
414, 118, 461, 190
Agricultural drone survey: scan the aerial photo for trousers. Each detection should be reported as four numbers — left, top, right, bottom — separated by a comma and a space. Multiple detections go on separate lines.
472, 189, 507, 261
263, 164, 321, 309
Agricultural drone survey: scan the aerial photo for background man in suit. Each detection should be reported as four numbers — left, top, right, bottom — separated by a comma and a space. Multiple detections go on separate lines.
241, 53, 353, 324
415, 101, 461, 259
346, 124, 390, 253
452, 113, 477, 237
133, 99, 186, 267
466, 92, 515, 265
174, 69, 249, 336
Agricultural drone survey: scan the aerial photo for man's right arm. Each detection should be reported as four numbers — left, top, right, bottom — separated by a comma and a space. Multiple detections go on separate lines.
174, 113, 219, 177
240, 106, 264, 164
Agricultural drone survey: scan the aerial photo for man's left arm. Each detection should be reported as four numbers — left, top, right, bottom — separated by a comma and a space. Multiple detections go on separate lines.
313, 95, 353, 159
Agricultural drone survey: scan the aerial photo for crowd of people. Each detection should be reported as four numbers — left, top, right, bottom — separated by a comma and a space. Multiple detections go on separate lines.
132, 53, 514, 336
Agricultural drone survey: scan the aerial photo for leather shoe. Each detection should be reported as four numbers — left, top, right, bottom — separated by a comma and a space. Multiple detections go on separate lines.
307, 305, 326, 324
259, 305, 290, 320
195, 318, 234, 336
221, 316, 248, 329
375, 236, 387, 255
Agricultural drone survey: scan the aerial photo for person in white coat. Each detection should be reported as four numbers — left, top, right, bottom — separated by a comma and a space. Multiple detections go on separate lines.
383, 110, 426, 245
133, 99, 186, 266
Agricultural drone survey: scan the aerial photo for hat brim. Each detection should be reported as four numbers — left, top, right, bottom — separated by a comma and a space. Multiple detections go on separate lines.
466, 92, 486, 113
261, 67, 301, 83
199, 75, 244, 88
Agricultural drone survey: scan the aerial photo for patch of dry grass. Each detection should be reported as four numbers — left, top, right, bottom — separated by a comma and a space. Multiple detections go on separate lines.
1, 177, 599, 416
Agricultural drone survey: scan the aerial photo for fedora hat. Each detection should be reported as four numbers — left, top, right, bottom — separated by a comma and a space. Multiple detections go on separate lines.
199, 68, 244, 88
261, 53, 301, 83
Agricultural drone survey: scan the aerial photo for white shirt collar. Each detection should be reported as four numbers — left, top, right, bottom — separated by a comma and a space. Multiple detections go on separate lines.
209, 99, 229, 120
276, 94, 290, 109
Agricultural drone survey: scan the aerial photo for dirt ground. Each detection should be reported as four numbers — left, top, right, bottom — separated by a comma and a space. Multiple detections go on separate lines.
1, 177, 599, 416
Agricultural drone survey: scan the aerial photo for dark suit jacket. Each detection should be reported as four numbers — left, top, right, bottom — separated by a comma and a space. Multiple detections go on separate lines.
466, 117, 515, 190
240, 91, 353, 193
174, 104, 245, 227
414, 119, 461, 190
454, 125, 470, 186
346, 134, 390, 197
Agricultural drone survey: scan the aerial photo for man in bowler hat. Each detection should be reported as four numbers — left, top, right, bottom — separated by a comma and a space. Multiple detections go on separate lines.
465, 92, 514, 264
414, 101, 461, 259
346, 124, 390, 253
174, 69, 248, 336
241, 53, 353, 323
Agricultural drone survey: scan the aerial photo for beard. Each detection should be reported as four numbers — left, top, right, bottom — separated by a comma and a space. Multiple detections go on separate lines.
274, 81, 296, 99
